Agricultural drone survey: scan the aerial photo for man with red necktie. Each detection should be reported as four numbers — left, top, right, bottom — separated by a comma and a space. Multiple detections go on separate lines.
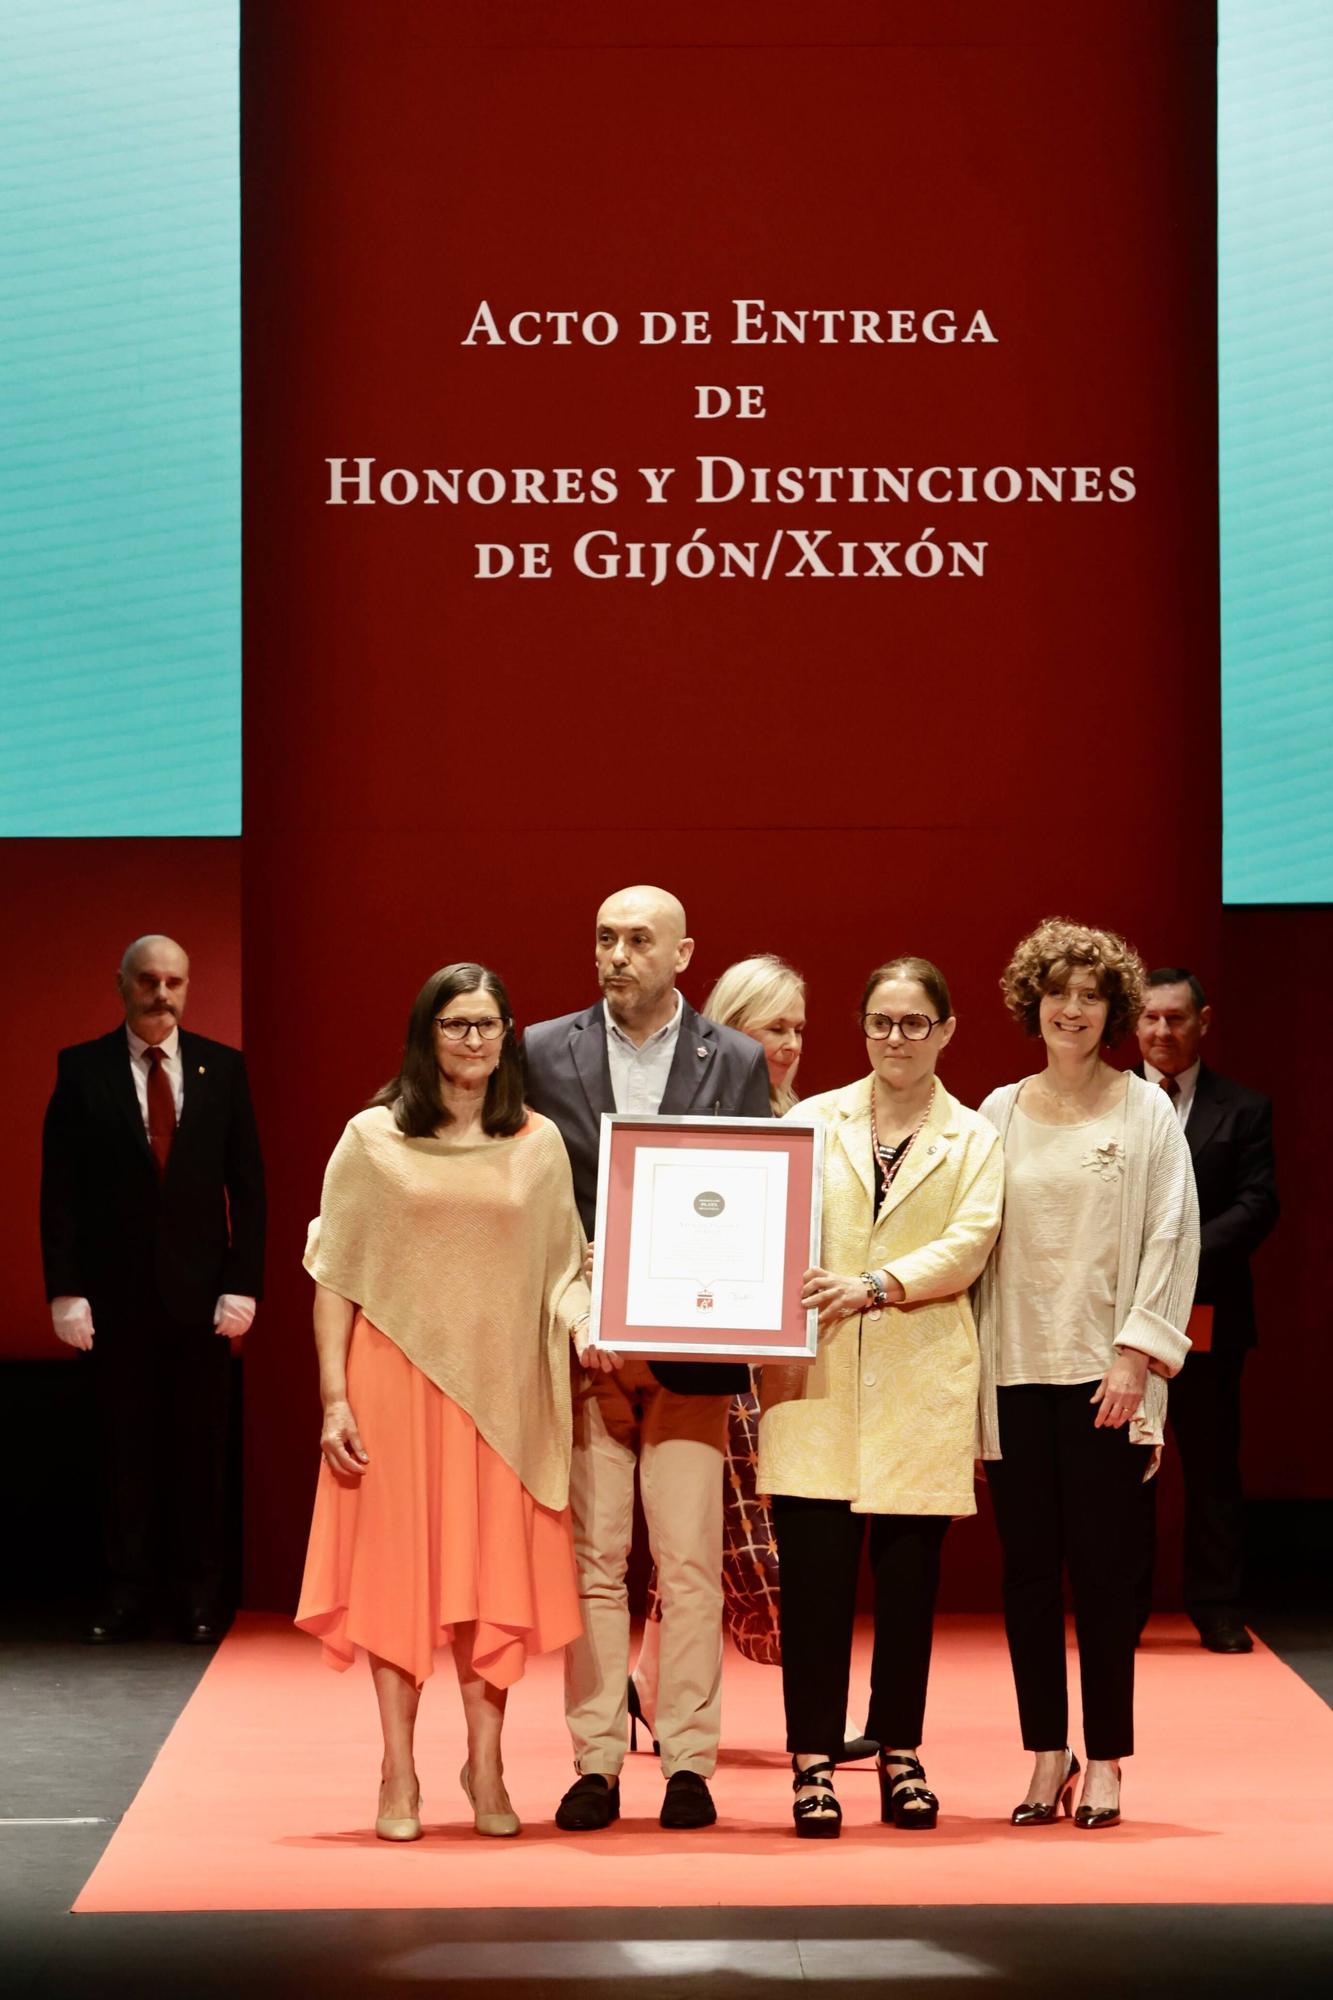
40, 935, 266, 1644
1135, 968, 1278, 1653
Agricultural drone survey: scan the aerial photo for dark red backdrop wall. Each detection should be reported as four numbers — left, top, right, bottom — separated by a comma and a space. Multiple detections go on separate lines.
240, 1, 1225, 1607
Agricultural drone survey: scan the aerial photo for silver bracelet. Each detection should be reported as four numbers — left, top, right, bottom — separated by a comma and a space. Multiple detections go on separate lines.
859, 1269, 888, 1310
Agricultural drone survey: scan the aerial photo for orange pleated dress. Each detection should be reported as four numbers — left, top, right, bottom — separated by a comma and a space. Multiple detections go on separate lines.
297, 1316, 581, 1689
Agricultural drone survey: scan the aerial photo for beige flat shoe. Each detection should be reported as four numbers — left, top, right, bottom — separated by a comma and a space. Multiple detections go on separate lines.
460, 1762, 520, 1837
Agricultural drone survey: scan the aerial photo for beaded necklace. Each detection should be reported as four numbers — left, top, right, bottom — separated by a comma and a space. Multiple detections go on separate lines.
870, 1087, 932, 1202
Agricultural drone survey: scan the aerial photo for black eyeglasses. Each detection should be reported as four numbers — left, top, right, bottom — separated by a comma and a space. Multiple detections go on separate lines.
434, 1016, 508, 1043
860, 1012, 941, 1043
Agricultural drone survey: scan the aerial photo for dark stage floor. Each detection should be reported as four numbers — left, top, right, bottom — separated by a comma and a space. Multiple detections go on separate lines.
3, 1603, 1332, 1999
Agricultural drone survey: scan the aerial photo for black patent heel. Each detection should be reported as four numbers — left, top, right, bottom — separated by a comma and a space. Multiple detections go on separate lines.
1011, 1749, 1080, 1826
627, 1677, 660, 1756
877, 1751, 939, 1829
791, 1757, 842, 1839
1074, 1759, 1122, 1830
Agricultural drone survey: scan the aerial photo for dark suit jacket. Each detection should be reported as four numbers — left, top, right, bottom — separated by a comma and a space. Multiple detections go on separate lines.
1185, 1066, 1278, 1350
523, 998, 773, 1395
41, 1028, 267, 1328
1138, 1063, 1278, 1350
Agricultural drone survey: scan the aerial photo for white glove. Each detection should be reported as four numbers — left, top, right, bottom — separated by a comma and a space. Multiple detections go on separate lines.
52, 1296, 94, 1351
213, 1294, 256, 1339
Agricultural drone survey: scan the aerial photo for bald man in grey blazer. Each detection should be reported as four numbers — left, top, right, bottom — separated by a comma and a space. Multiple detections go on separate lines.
524, 887, 770, 1831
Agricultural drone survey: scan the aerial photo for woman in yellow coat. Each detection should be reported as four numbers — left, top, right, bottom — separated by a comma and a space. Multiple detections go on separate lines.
758, 956, 1004, 1838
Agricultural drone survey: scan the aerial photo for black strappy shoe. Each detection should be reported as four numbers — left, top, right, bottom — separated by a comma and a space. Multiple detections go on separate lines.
877, 1751, 939, 1829
791, 1757, 842, 1840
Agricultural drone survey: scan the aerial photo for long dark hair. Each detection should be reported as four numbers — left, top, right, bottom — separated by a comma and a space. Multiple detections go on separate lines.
371, 962, 526, 1138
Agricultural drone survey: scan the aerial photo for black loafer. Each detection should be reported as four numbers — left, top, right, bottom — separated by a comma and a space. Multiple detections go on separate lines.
1199, 1619, 1254, 1654
660, 1771, 717, 1829
86, 1609, 149, 1645
555, 1773, 620, 1831
179, 1617, 227, 1646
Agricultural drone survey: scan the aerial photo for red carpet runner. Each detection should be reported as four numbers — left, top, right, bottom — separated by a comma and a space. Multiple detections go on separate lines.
74, 1614, 1333, 1911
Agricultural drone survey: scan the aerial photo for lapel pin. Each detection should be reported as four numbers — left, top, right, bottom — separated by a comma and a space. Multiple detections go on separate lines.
696, 1045, 708, 1059
198, 1065, 206, 1074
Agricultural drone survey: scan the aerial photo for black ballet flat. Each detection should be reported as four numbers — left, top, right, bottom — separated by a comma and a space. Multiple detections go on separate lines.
877, 1752, 939, 1829
627, 1677, 660, 1756
1011, 1750, 1080, 1826
791, 1757, 842, 1839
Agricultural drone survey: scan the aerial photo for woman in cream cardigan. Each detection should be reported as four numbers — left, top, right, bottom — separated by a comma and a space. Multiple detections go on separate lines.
758, 956, 1004, 1838
975, 919, 1198, 1831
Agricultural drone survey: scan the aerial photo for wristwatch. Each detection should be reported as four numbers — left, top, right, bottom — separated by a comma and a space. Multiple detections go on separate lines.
859, 1269, 888, 1310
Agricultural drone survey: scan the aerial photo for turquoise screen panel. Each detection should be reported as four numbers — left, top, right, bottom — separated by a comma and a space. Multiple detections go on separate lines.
0, 1, 239, 836
1220, 2, 1333, 903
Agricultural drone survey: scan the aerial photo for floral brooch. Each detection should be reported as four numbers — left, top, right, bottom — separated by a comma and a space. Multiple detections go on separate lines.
1081, 1140, 1125, 1182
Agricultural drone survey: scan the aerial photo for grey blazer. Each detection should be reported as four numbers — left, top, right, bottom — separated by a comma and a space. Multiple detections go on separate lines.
523, 996, 772, 1395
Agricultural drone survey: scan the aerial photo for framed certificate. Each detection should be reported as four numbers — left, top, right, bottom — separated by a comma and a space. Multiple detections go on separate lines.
588, 1115, 824, 1364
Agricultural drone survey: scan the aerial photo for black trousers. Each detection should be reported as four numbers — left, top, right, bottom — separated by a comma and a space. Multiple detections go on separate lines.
1138, 1350, 1247, 1630
987, 1383, 1149, 1761
772, 1494, 949, 1756
89, 1305, 232, 1615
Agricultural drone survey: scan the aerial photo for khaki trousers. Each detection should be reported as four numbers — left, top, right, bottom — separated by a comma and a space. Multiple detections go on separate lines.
566, 1359, 728, 1778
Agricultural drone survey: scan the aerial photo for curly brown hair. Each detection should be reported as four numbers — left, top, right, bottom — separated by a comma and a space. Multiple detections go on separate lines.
1000, 917, 1145, 1044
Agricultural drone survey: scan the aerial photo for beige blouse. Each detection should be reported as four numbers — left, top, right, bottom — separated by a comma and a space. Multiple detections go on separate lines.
304, 1105, 590, 1511
994, 1098, 1126, 1387
974, 1075, 1199, 1460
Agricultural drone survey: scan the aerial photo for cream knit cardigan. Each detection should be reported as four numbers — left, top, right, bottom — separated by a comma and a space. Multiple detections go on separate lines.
973, 1073, 1199, 1463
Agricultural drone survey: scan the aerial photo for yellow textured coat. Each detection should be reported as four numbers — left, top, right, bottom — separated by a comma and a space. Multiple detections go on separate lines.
757, 1076, 1004, 1516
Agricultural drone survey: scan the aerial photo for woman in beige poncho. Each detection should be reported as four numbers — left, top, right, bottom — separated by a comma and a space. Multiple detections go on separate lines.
295, 962, 592, 1840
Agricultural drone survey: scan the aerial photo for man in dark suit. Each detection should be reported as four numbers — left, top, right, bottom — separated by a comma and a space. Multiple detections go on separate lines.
1136, 968, 1278, 1652
524, 886, 770, 1831
41, 934, 266, 1644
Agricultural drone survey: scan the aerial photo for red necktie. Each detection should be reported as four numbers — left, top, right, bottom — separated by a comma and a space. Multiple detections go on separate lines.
1160, 1074, 1180, 1102
145, 1046, 176, 1174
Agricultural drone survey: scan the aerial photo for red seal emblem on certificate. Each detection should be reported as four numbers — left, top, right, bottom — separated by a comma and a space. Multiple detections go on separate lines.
696, 1285, 714, 1311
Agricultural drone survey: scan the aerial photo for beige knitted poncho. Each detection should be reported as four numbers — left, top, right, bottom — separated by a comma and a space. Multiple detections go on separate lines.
304, 1105, 590, 1510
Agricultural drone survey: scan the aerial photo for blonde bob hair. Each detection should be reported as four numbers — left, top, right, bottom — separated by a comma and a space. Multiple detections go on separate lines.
702, 953, 805, 1113
1000, 916, 1145, 1045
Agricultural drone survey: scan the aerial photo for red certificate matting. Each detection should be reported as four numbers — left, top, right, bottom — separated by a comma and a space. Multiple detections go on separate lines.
591, 1117, 819, 1363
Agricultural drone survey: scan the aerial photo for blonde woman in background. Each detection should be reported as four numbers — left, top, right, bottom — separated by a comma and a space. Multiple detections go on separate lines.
708, 954, 806, 1115
628, 956, 804, 1752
